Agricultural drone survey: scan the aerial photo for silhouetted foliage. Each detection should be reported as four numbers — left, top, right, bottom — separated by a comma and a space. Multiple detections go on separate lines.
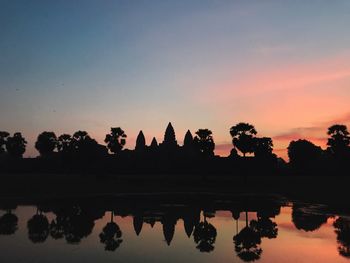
49, 205, 102, 244
0, 131, 9, 155
288, 140, 323, 169
334, 217, 350, 258
193, 217, 217, 253
27, 212, 49, 243
327, 124, 350, 159
233, 212, 262, 262
6, 132, 27, 158
292, 204, 328, 232
254, 137, 274, 159
230, 123, 257, 157
57, 134, 72, 153
72, 131, 105, 161
104, 127, 126, 155
0, 211, 18, 235
250, 217, 278, 239
100, 212, 123, 251
135, 130, 146, 152
193, 129, 215, 157
35, 131, 58, 157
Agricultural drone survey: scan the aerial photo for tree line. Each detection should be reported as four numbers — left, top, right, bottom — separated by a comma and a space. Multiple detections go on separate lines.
0, 122, 349, 171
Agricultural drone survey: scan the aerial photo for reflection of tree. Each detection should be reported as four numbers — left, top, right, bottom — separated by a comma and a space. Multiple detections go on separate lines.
232, 210, 240, 235
233, 212, 262, 262
49, 205, 102, 244
193, 215, 217, 253
99, 211, 123, 251
250, 217, 277, 239
50, 215, 65, 239
334, 217, 350, 258
0, 210, 18, 235
292, 204, 328, 232
27, 210, 49, 243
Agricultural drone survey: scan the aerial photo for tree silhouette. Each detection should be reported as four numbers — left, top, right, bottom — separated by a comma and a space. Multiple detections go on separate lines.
193, 216, 217, 252
193, 129, 215, 157
254, 137, 274, 159
250, 217, 278, 239
27, 211, 49, 243
71, 130, 103, 161
288, 140, 323, 169
233, 212, 262, 262
232, 210, 241, 235
230, 123, 257, 157
50, 215, 65, 240
0, 210, 18, 235
334, 217, 350, 258
6, 132, 27, 158
99, 211, 123, 251
104, 127, 127, 155
135, 130, 146, 152
57, 134, 72, 153
0, 131, 9, 155
327, 124, 350, 158
35, 131, 58, 157
292, 204, 328, 232
50, 205, 100, 244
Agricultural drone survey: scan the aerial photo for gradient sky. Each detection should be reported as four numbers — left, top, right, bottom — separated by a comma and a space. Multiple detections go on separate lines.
1, 0, 350, 159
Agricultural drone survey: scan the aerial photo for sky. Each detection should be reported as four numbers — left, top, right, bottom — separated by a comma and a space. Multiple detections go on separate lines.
1, 0, 350, 159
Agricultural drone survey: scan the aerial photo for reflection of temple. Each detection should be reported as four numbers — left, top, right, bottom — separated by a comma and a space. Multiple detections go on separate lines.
3, 194, 350, 261
0, 194, 286, 257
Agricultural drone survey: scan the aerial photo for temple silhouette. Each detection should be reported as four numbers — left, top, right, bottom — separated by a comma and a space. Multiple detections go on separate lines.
0, 121, 349, 175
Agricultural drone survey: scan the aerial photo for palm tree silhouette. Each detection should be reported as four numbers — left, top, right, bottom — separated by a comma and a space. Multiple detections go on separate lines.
193, 214, 217, 253
233, 211, 262, 262
0, 209, 18, 235
27, 209, 49, 243
230, 123, 257, 157
104, 127, 127, 155
99, 211, 123, 251
334, 217, 350, 258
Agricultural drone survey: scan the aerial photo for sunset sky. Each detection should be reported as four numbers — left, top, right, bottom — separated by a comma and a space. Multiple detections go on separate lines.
1, 0, 350, 159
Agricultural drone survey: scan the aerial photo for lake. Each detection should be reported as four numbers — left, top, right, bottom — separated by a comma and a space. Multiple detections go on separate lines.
0, 194, 348, 263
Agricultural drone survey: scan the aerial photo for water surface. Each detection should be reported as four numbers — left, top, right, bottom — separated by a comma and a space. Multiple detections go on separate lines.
0, 195, 348, 263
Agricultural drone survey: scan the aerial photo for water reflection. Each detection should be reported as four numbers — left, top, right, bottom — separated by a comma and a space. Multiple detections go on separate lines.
0, 204, 18, 235
0, 195, 349, 262
334, 217, 350, 258
100, 212, 123, 251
